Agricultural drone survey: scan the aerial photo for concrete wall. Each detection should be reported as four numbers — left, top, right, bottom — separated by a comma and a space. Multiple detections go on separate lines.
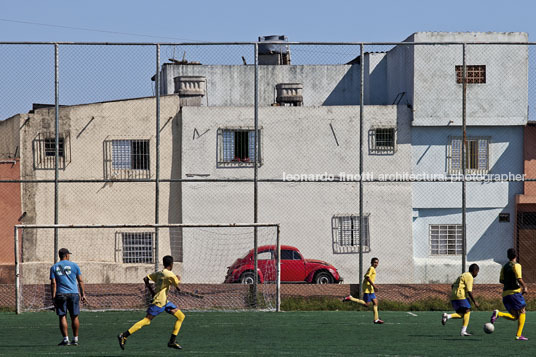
412, 125, 524, 282
161, 64, 361, 107
180, 105, 414, 283
411, 32, 528, 126
15, 96, 183, 283
386, 36, 415, 108
0, 114, 20, 159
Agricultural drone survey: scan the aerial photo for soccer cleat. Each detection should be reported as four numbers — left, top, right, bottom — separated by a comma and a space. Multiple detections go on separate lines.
442, 313, 448, 326
117, 333, 127, 350
374, 319, 384, 324
460, 331, 472, 336
342, 295, 352, 302
490, 309, 499, 324
70, 341, 78, 346
516, 335, 528, 341
168, 341, 182, 349
58, 339, 69, 346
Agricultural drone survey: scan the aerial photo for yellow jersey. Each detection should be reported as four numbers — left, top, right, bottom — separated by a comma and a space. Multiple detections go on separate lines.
363, 266, 376, 294
148, 269, 180, 307
451, 272, 473, 300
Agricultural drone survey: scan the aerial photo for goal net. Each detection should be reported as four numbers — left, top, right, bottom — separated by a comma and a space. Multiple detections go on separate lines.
15, 223, 280, 313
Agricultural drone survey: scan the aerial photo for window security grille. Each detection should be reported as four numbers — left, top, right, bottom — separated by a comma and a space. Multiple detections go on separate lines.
332, 215, 370, 254
104, 139, 150, 179
121, 232, 154, 263
456, 65, 486, 84
448, 136, 489, 174
370, 127, 396, 154
430, 224, 463, 255
33, 132, 70, 169
218, 129, 261, 167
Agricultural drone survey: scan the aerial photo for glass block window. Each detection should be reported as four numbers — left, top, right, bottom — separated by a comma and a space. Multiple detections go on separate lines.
121, 232, 154, 263
430, 224, 463, 255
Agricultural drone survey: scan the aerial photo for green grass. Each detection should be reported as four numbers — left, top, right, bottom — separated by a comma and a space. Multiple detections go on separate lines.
281, 296, 536, 312
0, 310, 534, 356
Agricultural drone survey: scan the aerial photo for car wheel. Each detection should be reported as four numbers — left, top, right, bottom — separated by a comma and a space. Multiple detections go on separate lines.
314, 271, 334, 284
240, 272, 256, 284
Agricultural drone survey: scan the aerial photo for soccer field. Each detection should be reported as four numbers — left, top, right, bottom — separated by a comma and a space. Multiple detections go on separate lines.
0, 311, 533, 356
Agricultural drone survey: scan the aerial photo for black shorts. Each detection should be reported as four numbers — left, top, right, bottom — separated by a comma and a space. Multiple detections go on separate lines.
55, 293, 80, 317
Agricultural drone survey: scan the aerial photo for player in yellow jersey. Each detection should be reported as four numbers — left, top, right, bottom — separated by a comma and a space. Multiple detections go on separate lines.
342, 257, 384, 324
441, 264, 480, 336
117, 255, 186, 350
490, 248, 529, 341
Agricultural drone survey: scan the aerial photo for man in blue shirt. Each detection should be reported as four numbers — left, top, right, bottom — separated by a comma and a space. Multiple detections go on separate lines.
50, 248, 86, 346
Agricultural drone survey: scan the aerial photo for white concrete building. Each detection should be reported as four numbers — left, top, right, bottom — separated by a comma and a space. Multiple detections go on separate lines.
0, 32, 527, 285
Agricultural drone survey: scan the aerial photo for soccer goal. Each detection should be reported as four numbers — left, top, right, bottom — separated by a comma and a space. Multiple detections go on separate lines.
14, 223, 280, 313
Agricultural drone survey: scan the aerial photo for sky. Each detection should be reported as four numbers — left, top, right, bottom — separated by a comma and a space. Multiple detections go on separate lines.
0, 0, 535, 119
1, 0, 534, 43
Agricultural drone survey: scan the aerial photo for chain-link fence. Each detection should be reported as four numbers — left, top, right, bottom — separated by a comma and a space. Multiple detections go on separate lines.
1, 34, 536, 311
15, 224, 280, 312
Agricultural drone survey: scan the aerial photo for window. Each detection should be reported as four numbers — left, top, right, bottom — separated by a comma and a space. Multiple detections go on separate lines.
448, 136, 489, 174
257, 250, 274, 260
104, 139, 150, 179
430, 224, 463, 255
332, 215, 370, 254
456, 65, 486, 84
280, 250, 302, 260
32, 132, 71, 169
121, 232, 154, 263
217, 128, 261, 167
370, 127, 396, 154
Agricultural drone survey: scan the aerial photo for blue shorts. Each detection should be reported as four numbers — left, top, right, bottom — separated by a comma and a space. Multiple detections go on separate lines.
451, 299, 471, 312
146, 301, 177, 316
55, 293, 80, 317
503, 293, 526, 313
363, 293, 376, 303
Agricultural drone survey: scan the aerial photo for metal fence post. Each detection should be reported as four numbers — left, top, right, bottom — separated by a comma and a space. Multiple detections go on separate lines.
14, 226, 20, 314
155, 44, 161, 272
54, 43, 59, 263
358, 43, 365, 298
276, 224, 281, 312
253, 42, 259, 306
462, 43, 467, 273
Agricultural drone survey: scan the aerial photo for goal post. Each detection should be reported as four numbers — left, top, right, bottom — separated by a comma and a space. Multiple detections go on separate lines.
14, 223, 280, 314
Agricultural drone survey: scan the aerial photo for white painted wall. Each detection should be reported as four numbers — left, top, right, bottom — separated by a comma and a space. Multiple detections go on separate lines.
180, 105, 414, 283
411, 32, 528, 126
161, 64, 361, 106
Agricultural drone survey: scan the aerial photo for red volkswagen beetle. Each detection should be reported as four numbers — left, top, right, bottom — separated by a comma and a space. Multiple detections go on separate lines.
224, 245, 343, 284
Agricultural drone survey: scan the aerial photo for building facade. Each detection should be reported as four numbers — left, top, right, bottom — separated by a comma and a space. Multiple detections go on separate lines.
0, 32, 529, 285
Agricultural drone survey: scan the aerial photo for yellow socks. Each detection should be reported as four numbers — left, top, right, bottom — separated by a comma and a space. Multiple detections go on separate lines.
172, 310, 186, 336
128, 317, 151, 335
517, 313, 526, 337
373, 305, 379, 321
450, 313, 462, 319
349, 296, 367, 306
462, 311, 470, 327
498, 311, 517, 321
